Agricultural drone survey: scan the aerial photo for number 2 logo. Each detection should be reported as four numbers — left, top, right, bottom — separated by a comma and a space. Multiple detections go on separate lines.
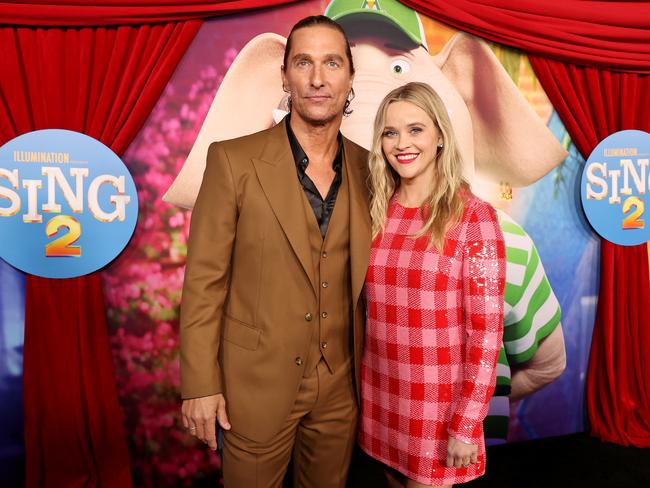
622, 196, 644, 230
45, 215, 82, 257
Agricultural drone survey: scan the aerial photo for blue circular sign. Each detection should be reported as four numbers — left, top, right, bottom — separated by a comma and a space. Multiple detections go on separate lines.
0, 129, 138, 278
581, 130, 650, 246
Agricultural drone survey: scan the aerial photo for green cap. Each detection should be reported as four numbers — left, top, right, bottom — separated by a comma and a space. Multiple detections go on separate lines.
325, 0, 427, 49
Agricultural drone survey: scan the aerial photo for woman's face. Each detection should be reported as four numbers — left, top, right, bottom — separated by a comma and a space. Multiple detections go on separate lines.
381, 101, 442, 187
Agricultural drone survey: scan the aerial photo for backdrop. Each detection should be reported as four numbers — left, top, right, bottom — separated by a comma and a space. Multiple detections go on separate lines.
2, 0, 649, 486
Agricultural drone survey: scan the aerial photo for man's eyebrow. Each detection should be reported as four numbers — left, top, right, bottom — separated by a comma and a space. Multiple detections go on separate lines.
291, 52, 312, 60
291, 53, 345, 61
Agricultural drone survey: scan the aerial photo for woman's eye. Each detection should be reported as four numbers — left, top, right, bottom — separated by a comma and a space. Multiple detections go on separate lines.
383, 130, 396, 137
390, 59, 411, 75
410, 127, 422, 134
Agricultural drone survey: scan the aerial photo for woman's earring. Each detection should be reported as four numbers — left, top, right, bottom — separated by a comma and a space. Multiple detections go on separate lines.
437, 143, 444, 149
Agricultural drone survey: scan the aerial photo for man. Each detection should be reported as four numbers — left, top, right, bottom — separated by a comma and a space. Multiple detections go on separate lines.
179, 15, 371, 488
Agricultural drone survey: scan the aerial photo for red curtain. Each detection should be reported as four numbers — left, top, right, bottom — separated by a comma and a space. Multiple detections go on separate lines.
0, 23, 202, 154
0, 21, 202, 487
0, 0, 299, 25
23, 276, 133, 487
402, 0, 650, 447
530, 57, 650, 446
402, 0, 650, 72
0, 2, 300, 485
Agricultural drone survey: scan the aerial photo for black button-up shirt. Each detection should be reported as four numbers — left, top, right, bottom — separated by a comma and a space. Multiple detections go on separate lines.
286, 117, 343, 238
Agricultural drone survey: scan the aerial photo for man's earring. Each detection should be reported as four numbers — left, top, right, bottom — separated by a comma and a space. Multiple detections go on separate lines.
343, 88, 355, 117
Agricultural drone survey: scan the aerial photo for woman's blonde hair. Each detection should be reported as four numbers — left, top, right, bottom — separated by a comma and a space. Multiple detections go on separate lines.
368, 82, 469, 251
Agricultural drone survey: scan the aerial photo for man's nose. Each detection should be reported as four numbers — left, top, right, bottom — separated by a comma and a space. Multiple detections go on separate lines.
310, 64, 325, 87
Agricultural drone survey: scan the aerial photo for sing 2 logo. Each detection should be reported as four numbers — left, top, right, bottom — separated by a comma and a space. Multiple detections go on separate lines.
0, 130, 138, 278
581, 130, 650, 246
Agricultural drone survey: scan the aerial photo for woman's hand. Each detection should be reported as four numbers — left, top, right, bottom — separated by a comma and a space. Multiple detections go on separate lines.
446, 434, 478, 468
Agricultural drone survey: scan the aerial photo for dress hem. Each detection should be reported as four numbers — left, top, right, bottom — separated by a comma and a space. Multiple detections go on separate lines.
358, 442, 486, 486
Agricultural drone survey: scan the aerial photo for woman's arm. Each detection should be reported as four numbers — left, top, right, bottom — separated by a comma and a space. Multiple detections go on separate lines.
449, 201, 506, 445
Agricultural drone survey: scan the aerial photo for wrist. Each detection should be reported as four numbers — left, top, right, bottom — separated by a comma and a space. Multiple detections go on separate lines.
452, 435, 473, 445
448, 428, 474, 445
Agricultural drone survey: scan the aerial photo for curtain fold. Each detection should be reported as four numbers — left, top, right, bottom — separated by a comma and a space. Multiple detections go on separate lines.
529, 56, 650, 446
0, 20, 202, 487
401, 0, 650, 72
23, 275, 133, 487
583, 242, 650, 447
0, 21, 202, 154
0, 0, 299, 26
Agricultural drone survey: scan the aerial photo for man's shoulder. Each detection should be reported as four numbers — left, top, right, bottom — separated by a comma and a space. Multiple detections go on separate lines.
210, 124, 279, 157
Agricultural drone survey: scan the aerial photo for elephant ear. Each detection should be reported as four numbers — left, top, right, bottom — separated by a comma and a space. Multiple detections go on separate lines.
164, 33, 287, 209
435, 33, 567, 187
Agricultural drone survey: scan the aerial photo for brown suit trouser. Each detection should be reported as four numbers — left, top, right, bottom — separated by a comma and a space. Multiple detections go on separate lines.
222, 358, 358, 488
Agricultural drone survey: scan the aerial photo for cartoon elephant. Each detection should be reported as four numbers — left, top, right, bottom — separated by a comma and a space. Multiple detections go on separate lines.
164, 0, 567, 443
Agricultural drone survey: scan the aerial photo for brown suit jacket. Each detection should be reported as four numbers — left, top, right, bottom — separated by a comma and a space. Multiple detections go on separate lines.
180, 121, 371, 443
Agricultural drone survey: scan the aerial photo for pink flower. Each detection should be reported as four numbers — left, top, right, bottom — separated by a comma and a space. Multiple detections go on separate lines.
103, 38, 233, 483
168, 212, 185, 228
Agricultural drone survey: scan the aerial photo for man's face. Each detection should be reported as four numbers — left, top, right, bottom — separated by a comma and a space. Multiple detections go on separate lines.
281, 25, 354, 126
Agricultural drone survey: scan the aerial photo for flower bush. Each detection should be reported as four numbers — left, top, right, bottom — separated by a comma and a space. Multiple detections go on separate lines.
104, 48, 239, 487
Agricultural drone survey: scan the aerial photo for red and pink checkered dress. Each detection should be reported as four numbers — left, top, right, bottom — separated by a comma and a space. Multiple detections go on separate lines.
359, 193, 505, 486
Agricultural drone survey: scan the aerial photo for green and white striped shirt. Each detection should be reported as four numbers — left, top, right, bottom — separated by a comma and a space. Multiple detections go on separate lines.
484, 210, 562, 444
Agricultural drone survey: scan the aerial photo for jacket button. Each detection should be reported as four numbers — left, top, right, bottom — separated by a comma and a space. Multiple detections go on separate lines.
322, 251, 328, 258
305, 312, 312, 321
322, 281, 329, 288
321, 312, 328, 319
320, 342, 328, 349
295, 357, 303, 366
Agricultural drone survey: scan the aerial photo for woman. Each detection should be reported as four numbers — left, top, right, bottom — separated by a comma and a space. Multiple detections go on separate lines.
359, 82, 506, 487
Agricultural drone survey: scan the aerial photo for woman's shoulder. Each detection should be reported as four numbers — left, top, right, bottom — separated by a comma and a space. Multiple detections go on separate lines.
459, 190, 498, 223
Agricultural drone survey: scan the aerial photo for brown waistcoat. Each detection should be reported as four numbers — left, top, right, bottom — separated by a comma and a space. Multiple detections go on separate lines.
301, 162, 352, 375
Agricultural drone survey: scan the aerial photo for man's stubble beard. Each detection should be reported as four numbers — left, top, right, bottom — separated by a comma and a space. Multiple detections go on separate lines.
292, 101, 345, 129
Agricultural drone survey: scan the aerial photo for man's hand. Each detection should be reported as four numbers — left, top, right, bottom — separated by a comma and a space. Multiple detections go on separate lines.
446, 435, 478, 469
181, 393, 231, 450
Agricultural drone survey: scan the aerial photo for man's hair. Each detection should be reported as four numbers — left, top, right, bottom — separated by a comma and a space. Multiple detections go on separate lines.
282, 15, 355, 75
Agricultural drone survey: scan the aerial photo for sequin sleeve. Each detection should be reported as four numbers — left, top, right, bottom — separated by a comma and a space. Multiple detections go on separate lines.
449, 200, 506, 444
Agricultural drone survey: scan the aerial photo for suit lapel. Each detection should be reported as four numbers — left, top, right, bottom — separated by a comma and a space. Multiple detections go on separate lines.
344, 139, 371, 307
252, 122, 317, 295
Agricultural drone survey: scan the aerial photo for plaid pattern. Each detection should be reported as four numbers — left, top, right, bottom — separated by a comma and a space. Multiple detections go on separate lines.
360, 194, 505, 485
